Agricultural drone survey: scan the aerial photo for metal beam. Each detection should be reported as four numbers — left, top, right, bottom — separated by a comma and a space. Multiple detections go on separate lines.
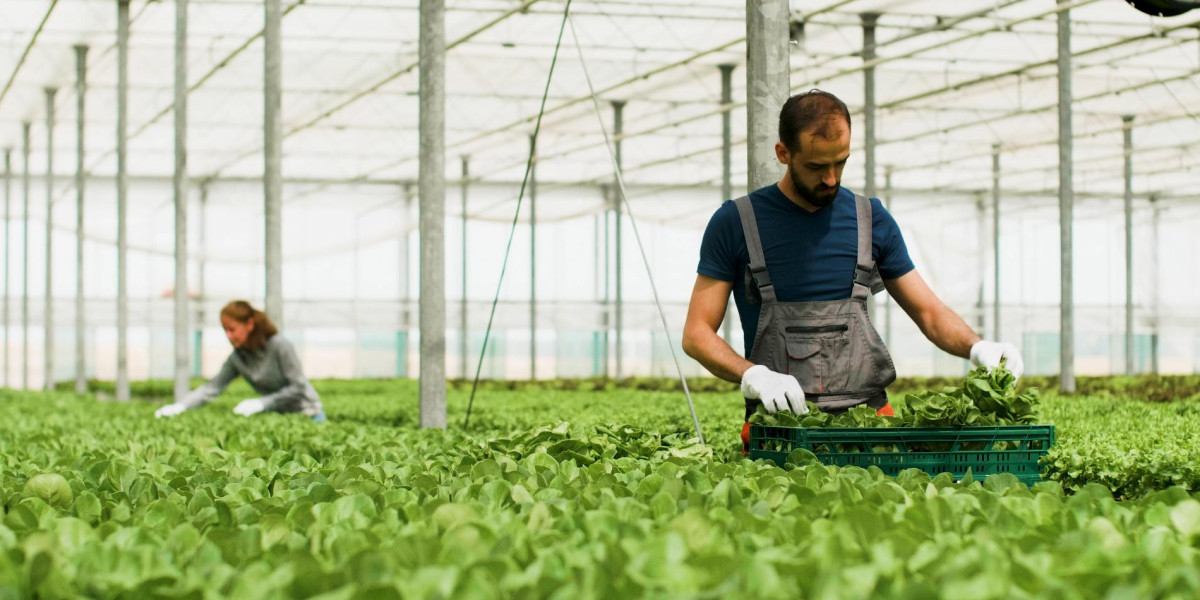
195, 183, 207, 377
862, 13, 878, 199
746, 0, 789, 191
612, 100, 625, 379
3, 148, 10, 387
1123, 115, 1134, 376
460, 156, 469, 380
1057, 0, 1075, 392
992, 144, 1001, 342
43, 88, 56, 391
719, 63, 734, 346
264, 0, 284, 326
174, 0, 190, 402
418, 0, 447, 428
74, 45, 88, 394
116, 0, 130, 401
21, 123, 29, 390
529, 134, 537, 380
0, 1, 60, 112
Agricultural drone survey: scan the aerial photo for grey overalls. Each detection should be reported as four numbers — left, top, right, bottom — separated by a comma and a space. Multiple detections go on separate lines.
736, 193, 897, 421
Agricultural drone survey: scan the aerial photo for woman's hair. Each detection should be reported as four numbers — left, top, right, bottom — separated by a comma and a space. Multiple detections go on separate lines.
220, 300, 278, 351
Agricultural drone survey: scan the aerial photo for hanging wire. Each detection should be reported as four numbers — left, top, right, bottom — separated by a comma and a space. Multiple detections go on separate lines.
463, 0, 572, 429
565, 15, 705, 445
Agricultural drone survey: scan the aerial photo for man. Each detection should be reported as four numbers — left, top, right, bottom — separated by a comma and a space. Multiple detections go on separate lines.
680, 89, 1022, 450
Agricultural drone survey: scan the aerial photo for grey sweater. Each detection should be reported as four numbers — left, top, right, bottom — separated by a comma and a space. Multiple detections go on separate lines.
181, 335, 323, 415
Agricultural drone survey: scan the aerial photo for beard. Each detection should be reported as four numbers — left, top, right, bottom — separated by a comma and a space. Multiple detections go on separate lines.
788, 163, 840, 208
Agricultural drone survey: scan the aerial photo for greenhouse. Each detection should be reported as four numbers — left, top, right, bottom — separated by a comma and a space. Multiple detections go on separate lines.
2, 0, 1200, 598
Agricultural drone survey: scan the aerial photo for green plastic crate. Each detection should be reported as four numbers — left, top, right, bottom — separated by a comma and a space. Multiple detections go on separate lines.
748, 424, 1055, 486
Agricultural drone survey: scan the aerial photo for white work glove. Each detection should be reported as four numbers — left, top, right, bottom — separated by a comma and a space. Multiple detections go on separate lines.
970, 340, 1025, 381
232, 398, 267, 417
741, 365, 808, 415
154, 403, 190, 418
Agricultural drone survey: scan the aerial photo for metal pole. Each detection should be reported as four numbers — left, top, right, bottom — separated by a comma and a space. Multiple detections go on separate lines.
116, 0, 130, 401
460, 156, 468, 380
44, 87, 56, 391
976, 193, 986, 334
745, 0, 789, 191
21, 123, 30, 390
719, 63, 735, 345
612, 100, 624, 380
883, 167, 892, 347
529, 134, 537, 380
1122, 116, 1134, 376
418, 0, 446, 428
3, 149, 10, 388
992, 144, 1001, 341
1150, 194, 1159, 374
73, 45, 87, 394
173, 0, 190, 402
601, 185, 609, 377
862, 13, 878, 199
399, 184, 411, 377
1057, 0, 1074, 392
862, 13, 878, 324
264, 0, 283, 326
195, 183, 207, 377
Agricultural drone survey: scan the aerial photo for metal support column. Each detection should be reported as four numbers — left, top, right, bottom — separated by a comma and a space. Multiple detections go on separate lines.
195, 183, 207, 377
992, 144, 1001, 341
1122, 116, 1134, 375
529, 135, 537, 380
43, 87, 56, 391
1057, 0, 1075, 392
73, 45, 88, 393
719, 63, 735, 345
883, 167, 892, 347
862, 13, 878, 199
264, 0, 283, 326
418, 0, 447, 428
460, 157, 469, 380
745, 0, 789, 190
115, 0, 130, 401
21, 122, 30, 390
2, 149, 10, 387
173, 0, 190, 401
398, 185, 411, 377
862, 13, 878, 322
1150, 194, 1160, 374
612, 100, 625, 380
976, 193, 986, 334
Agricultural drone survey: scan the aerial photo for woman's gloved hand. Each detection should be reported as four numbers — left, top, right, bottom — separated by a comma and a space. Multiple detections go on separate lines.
232, 398, 267, 416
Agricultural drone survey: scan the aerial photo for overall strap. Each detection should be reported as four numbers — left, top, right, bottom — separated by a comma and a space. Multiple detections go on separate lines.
733, 195, 777, 304
853, 194, 886, 300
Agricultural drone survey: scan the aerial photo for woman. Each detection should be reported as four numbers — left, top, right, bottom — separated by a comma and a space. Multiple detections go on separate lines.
155, 300, 326, 422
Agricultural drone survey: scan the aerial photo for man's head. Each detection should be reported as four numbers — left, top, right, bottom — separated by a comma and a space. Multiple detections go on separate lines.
775, 90, 852, 209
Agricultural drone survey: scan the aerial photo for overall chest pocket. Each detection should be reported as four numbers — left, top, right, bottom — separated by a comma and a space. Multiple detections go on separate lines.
784, 323, 851, 394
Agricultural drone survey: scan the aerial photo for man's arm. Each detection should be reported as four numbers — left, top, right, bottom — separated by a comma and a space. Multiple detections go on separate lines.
884, 269, 980, 359
682, 274, 754, 383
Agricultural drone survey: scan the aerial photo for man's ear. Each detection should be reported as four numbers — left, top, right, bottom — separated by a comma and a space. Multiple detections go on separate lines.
774, 141, 790, 165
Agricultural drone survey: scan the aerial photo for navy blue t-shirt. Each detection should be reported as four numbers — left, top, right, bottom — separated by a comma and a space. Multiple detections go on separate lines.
697, 184, 915, 355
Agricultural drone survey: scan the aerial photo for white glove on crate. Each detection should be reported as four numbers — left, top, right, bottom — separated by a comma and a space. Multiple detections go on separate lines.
741, 365, 808, 415
970, 340, 1025, 381
233, 398, 267, 417
154, 403, 190, 418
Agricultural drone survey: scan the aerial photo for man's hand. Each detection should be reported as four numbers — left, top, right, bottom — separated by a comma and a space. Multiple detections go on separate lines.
969, 341, 1025, 380
154, 403, 189, 418
232, 398, 267, 417
741, 365, 808, 414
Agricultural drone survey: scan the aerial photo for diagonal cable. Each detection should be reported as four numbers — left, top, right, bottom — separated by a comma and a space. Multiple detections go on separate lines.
0, 0, 60, 112
566, 14, 704, 444
463, 0, 571, 429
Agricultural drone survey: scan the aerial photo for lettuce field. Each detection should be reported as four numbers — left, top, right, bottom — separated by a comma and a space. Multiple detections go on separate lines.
3, 377, 1200, 599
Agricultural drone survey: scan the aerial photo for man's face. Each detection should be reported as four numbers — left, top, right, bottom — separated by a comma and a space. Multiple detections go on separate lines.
776, 121, 851, 209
